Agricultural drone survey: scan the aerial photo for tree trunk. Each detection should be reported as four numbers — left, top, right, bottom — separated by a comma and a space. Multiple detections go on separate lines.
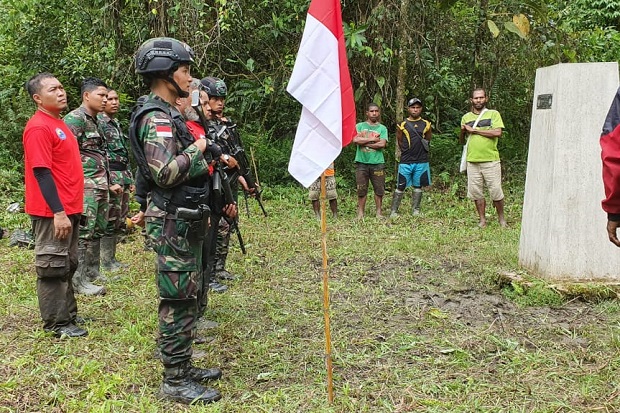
145, 0, 168, 37
470, 0, 489, 90
394, 0, 411, 170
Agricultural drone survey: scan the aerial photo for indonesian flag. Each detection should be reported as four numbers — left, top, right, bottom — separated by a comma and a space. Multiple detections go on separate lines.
287, 0, 356, 187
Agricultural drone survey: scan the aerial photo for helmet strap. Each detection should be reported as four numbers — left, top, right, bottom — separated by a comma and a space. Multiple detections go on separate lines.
166, 74, 189, 98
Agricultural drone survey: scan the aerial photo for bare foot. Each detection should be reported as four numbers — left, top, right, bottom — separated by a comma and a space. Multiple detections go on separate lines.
499, 219, 508, 228
478, 220, 487, 228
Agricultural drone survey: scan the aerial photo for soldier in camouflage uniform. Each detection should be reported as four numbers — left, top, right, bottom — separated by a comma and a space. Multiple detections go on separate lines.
64, 77, 118, 296
99, 89, 133, 272
201, 77, 252, 287
130, 37, 231, 404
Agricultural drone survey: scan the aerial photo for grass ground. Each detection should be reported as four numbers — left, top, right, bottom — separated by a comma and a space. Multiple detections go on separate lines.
1, 183, 620, 412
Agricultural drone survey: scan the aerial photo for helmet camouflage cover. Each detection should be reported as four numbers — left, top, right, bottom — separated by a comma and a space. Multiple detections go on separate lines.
200, 77, 227, 97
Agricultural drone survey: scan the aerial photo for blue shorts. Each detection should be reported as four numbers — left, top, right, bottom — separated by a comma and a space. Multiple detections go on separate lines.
397, 163, 431, 190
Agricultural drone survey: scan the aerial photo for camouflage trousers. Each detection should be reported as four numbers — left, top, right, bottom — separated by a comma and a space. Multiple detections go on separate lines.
79, 187, 109, 241
146, 213, 206, 367
214, 216, 231, 271
105, 184, 131, 235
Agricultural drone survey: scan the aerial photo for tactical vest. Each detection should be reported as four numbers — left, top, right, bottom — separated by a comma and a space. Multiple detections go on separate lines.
128, 97, 211, 212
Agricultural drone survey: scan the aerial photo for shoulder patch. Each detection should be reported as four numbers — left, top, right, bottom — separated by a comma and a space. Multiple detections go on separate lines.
55, 128, 67, 140
153, 117, 171, 125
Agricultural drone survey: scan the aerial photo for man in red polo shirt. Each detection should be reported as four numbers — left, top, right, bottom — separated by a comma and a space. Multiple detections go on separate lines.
23, 73, 87, 338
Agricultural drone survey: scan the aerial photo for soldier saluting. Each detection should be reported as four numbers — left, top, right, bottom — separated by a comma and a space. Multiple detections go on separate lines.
130, 37, 232, 404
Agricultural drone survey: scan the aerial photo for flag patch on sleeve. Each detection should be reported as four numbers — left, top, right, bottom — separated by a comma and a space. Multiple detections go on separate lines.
155, 125, 173, 138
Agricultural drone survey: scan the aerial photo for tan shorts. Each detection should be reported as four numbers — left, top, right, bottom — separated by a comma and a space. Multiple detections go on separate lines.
309, 175, 337, 201
467, 160, 504, 201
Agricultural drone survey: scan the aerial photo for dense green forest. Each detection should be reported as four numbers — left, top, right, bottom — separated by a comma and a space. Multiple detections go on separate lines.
1, 0, 620, 190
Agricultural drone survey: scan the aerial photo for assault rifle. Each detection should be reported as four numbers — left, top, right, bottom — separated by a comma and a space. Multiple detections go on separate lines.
191, 90, 246, 254
211, 119, 267, 217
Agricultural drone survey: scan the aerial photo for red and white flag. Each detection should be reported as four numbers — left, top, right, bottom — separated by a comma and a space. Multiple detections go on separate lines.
287, 0, 356, 188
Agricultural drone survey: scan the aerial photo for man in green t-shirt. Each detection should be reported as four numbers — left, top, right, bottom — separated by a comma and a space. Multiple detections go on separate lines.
459, 88, 506, 228
354, 103, 388, 219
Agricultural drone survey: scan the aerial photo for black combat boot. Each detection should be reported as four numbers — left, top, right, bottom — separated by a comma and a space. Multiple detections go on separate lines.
188, 364, 222, 382
160, 364, 222, 404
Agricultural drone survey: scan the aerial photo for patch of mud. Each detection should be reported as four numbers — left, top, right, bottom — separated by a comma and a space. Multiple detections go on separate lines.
331, 257, 609, 345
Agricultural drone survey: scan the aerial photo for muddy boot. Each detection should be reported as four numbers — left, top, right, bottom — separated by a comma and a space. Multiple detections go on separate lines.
86, 238, 107, 283
390, 190, 404, 218
72, 243, 106, 296
101, 235, 127, 272
412, 189, 423, 216
160, 364, 222, 404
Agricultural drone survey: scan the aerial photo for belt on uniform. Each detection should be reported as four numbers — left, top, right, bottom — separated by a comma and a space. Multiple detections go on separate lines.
109, 161, 128, 171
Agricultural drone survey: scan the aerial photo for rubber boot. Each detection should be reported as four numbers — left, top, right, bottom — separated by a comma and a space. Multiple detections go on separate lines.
412, 189, 423, 216
86, 238, 107, 283
390, 191, 404, 218
101, 235, 119, 272
72, 244, 106, 296
212, 255, 232, 290
160, 364, 222, 404
101, 235, 127, 272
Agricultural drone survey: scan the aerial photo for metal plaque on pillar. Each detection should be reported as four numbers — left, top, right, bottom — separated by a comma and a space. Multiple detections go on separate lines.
519, 62, 620, 282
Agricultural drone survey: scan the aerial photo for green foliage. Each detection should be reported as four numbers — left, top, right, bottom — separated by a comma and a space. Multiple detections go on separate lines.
0, 0, 619, 193
503, 280, 565, 307
567, 0, 620, 30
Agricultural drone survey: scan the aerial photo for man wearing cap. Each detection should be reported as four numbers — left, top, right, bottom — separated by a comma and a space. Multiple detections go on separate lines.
460, 88, 506, 228
354, 102, 388, 219
130, 37, 229, 404
390, 98, 432, 218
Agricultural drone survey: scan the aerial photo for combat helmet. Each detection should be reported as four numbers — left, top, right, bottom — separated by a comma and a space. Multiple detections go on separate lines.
135, 37, 194, 97
200, 77, 227, 97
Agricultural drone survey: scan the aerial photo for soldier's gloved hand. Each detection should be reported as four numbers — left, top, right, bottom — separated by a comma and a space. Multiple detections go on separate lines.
206, 141, 222, 159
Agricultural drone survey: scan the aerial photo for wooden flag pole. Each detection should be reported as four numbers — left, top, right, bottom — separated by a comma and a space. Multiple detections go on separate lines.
319, 172, 334, 403
250, 147, 260, 186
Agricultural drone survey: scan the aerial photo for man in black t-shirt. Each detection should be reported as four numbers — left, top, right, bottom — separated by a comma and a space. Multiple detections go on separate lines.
390, 98, 432, 218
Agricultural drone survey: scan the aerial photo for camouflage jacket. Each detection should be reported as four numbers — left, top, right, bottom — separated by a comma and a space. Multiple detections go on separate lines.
99, 112, 134, 186
137, 94, 211, 215
64, 106, 109, 189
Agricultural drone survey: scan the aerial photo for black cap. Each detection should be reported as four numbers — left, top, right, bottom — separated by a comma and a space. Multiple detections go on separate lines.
407, 97, 423, 107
